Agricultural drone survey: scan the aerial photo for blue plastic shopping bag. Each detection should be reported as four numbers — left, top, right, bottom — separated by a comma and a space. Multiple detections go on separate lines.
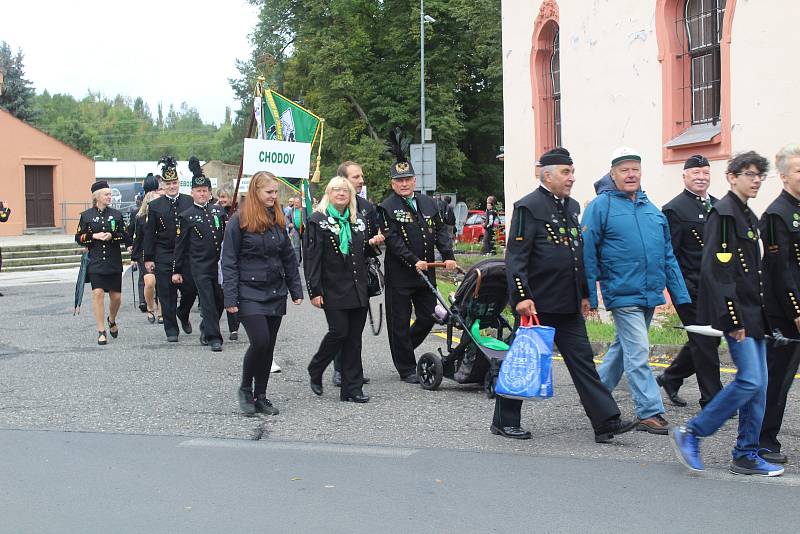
495, 315, 555, 400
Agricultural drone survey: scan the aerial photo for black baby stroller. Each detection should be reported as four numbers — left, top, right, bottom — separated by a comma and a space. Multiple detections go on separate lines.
416, 258, 513, 397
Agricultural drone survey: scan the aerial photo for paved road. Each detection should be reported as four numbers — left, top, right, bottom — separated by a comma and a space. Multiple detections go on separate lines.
1, 276, 799, 531
2, 429, 799, 533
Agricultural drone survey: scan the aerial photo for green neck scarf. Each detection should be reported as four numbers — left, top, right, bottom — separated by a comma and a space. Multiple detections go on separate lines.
326, 204, 352, 255
293, 207, 302, 231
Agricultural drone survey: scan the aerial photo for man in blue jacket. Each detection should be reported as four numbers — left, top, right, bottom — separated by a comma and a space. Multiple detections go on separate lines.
582, 147, 691, 435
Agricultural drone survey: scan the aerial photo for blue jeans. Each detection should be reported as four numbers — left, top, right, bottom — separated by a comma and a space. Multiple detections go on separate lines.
598, 306, 664, 419
687, 336, 767, 460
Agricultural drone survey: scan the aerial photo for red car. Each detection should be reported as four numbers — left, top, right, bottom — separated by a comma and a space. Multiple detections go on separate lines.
459, 210, 506, 244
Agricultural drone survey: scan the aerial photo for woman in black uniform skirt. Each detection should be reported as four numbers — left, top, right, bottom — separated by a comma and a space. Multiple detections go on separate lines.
304, 177, 380, 403
221, 172, 303, 416
75, 181, 127, 345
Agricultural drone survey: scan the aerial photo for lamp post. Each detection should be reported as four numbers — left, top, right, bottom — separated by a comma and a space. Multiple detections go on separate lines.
420, 1, 435, 143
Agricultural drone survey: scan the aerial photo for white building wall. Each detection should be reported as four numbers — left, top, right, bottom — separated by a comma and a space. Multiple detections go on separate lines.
502, 0, 800, 216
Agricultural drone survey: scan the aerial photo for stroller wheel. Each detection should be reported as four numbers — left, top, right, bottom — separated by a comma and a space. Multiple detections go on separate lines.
484, 371, 496, 399
417, 352, 444, 390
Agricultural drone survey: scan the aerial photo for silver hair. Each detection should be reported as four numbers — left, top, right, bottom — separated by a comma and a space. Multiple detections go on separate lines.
216, 183, 234, 199
776, 144, 800, 175
539, 165, 559, 182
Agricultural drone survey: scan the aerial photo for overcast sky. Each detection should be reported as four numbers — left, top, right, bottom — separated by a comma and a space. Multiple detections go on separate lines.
0, 0, 260, 125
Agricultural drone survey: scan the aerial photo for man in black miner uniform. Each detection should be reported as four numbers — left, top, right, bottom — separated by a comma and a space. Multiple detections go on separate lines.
143, 156, 197, 342
172, 157, 226, 352
325, 160, 384, 386
758, 144, 800, 464
380, 132, 457, 383
657, 155, 723, 408
494, 147, 637, 442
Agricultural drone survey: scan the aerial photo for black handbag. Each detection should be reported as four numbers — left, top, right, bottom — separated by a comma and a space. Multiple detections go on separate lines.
366, 257, 383, 297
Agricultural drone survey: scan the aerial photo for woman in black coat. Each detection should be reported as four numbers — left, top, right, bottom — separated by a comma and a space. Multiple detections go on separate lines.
221, 172, 303, 416
304, 177, 381, 403
130, 189, 163, 324
75, 181, 127, 345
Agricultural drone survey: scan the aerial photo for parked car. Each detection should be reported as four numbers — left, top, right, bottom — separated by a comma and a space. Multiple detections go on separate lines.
459, 210, 505, 243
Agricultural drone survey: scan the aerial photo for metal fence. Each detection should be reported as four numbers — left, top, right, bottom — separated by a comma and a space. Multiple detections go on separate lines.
59, 201, 138, 232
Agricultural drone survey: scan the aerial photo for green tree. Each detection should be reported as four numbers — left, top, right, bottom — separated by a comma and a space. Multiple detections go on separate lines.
0, 41, 37, 122
228, 0, 504, 204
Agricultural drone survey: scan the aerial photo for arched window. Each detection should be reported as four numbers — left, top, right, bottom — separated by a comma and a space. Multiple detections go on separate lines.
685, 0, 726, 125
530, 0, 561, 155
656, 0, 735, 163
550, 30, 562, 147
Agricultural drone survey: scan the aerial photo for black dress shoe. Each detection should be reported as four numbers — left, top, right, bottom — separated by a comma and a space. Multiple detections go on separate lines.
332, 370, 342, 387
401, 373, 419, 384
759, 449, 788, 464
254, 394, 279, 415
238, 388, 256, 416
594, 418, 639, 443
310, 378, 323, 396
139, 303, 148, 313
166, 335, 179, 342
363, 376, 371, 385
656, 374, 688, 407
229, 331, 238, 341
210, 341, 222, 352
490, 425, 532, 440
179, 316, 193, 334
200, 336, 208, 346
341, 393, 370, 403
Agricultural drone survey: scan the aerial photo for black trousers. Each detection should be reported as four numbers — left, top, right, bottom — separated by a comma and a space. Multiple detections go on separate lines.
385, 283, 436, 378
493, 312, 622, 431
481, 228, 495, 254
193, 271, 224, 344
308, 307, 368, 398
240, 315, 283, 396
760, 317, 800, 452
136, 260, 146, 306
155, 263, 197, 338
226, 310, 240, 334
660, 302, 722, 407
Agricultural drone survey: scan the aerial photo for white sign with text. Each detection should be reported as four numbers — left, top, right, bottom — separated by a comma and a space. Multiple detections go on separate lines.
241, 139, 312, 193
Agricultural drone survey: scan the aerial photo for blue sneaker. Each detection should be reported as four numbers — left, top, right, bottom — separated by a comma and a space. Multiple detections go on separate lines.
730, 453, 784, 477
671, 425, 704, 472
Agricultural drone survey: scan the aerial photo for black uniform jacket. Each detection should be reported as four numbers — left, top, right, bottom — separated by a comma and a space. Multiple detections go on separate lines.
143, 193, 194, 264
379, 192, 455, 288
356, 195, 381, 243
129, 213, 146, 263
697, 191, 767, 338
760, 190, 800, 322
75, 206, 126, 275
220, 212, 303, 312
303, 210, 378, 310
173, 203, 226, 277
662, 189, 717, 298
506, 186, 587, 314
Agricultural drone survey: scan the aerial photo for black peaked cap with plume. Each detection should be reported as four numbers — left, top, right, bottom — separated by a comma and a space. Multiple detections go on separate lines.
387, 127, 415, 179
158, 156, 179, 181
188, 156, 209, 189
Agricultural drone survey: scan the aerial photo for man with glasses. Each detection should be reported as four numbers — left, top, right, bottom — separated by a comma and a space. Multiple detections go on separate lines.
758, 144, 800, 465
657, 155, 723, 408
672, 151, 784, 477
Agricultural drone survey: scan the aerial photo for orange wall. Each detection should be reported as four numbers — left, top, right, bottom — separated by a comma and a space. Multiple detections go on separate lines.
0, 109, 95, 236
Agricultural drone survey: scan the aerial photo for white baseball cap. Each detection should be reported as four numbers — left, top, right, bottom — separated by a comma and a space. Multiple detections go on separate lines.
611, 146, 642, 166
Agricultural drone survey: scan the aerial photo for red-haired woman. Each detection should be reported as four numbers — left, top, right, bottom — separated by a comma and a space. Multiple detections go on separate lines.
221, 172, 303, 416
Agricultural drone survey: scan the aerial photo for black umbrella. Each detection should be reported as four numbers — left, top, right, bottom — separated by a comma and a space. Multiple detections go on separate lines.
73, 252, 90, 315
